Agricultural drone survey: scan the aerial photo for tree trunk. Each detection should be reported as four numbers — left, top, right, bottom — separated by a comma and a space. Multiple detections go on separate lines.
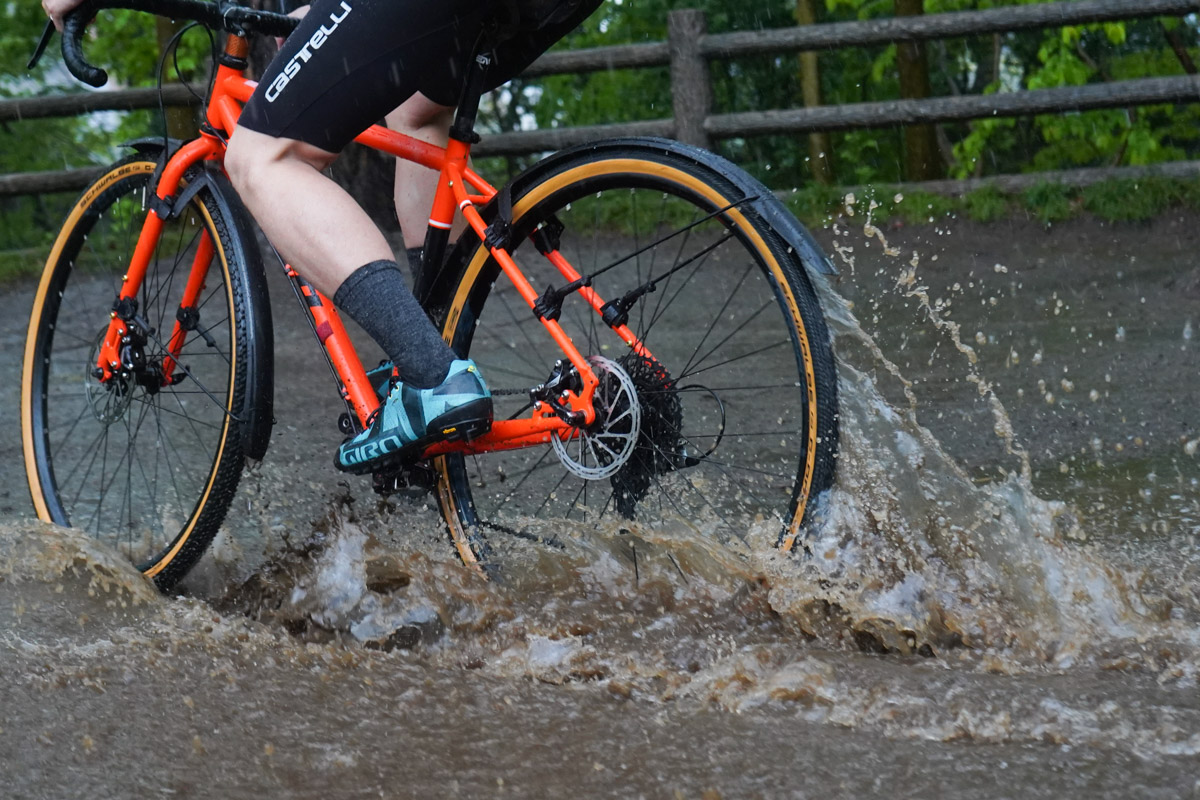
1160, 21, 1199, 75
795, 0, 834, 185
894, 0, 943, 181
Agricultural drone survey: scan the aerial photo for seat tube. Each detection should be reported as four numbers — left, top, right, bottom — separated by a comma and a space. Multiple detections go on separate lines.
423, 142, 463, 276
424, 49, 493, 277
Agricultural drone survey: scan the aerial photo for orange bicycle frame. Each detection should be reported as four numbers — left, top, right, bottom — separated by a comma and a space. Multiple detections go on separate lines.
98, 31, 654, 459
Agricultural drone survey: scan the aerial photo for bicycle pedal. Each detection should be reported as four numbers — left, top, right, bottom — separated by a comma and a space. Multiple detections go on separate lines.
438, 417, 491, 443
371, 462, 435, 497
430, 398, 493, 444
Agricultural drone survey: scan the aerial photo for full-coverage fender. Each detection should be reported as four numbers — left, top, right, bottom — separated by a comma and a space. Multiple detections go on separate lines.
421, 136, 836, 313
628, 138, 838, 277
123, 138, 275, 461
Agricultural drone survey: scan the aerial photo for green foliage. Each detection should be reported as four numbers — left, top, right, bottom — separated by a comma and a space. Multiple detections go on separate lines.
784, 183, 849, 226
815, 1, 1200, 187
1174, 177, 1200, 211
786, 176, 1200, 230
1081, 177, 1175, 222
1023, 182, 1076, 224
963, 185, 1010, 222
0, 4, 213, 254
891, 190, 958, 224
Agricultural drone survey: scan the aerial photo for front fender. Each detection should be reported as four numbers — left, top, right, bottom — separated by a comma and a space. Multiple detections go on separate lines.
197, 165, 275, 462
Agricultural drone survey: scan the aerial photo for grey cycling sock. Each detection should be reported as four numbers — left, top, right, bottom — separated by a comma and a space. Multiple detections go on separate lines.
405, 246, 423, 275
333, 259, 456, 389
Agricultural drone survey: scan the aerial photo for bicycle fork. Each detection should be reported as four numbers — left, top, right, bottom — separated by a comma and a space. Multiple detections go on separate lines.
94, 137, 223, 390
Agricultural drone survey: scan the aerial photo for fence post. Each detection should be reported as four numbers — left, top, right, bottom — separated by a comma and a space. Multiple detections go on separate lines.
668, 9, 712, 149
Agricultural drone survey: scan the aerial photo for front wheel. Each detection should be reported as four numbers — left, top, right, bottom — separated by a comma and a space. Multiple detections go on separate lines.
20, 153, 268, 590
431, 140, 839, 571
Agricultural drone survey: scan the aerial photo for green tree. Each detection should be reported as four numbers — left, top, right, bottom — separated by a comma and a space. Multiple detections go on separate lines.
1, 4, 211, 259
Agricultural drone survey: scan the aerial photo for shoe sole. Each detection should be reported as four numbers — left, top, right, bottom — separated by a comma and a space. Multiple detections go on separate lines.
336, 398, 494, 476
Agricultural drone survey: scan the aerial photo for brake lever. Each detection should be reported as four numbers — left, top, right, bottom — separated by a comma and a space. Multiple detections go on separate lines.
28, 20, 55, 70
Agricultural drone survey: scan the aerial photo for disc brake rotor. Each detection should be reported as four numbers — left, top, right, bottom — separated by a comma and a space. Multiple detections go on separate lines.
85, 329, 134, 425
551, 356, 641, 480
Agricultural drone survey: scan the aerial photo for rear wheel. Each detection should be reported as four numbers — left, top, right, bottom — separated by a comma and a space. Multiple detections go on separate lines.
432, 143, 839, 571
21, 154, 260, 590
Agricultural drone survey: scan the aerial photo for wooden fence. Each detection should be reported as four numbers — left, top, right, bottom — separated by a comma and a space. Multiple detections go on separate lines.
4, 0, 1200, 197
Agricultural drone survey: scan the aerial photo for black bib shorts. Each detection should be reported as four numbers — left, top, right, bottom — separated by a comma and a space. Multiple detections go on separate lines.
238, 0, 601, 153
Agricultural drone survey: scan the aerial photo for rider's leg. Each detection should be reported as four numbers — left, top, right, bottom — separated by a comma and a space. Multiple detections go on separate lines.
225, 128, 389, 295
225, 127, 457, 389
385, 94, 456, 253
227, 0, 498, 472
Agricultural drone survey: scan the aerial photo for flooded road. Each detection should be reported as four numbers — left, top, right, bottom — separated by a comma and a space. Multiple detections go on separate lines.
3, 210, 1199, 798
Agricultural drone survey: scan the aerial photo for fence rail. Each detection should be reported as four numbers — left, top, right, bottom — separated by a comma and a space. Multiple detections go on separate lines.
523, 0, 1200, 75
4, 0, 1200, 196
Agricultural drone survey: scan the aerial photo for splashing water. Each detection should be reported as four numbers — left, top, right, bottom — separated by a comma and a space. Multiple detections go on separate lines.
4, 212, 1200, 796
762, 273, 1183, 665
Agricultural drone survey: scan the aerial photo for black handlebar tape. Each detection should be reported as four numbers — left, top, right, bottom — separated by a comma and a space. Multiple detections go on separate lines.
60, 0, 298, 87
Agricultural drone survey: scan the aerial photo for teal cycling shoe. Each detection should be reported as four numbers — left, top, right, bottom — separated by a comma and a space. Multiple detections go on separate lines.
336, 359, 492, 474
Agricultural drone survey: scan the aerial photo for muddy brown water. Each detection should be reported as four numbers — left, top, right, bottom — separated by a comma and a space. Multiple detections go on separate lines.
3, 212, 1199, 798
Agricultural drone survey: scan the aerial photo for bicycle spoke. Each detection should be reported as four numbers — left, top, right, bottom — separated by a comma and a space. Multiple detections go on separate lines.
678, 260, 757, 379
641, 231, 711, 348
50, 395, 97, 460
494, 287, 548, 377
644, 203, 699, 334
492, 447, 557, 515
93, 396, 154, 539
129, 393, 222, 429
83, 426, 114, 533
679, 339, 791, 382
564, 481, 588, 521
154, 398, 194, 530
681, 298, 774, 379
532, 469, 573, 520
170, 388, 221, 453
61, 425, 108, 511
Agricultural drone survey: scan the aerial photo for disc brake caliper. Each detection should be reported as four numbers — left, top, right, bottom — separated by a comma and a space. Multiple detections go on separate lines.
97, 297, 163, 395
529, 359, 587, 428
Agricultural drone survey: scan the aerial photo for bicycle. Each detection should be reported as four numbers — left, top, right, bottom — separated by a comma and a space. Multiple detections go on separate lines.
20, 0, 840, 590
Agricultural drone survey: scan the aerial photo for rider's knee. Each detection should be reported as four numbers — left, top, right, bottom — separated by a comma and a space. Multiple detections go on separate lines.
224, 129, 264, 194
386, 93, 454, 136
225, 128, 335, 195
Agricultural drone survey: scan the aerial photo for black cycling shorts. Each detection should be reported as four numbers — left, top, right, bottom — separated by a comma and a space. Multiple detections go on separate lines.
239, 0, 601, 153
